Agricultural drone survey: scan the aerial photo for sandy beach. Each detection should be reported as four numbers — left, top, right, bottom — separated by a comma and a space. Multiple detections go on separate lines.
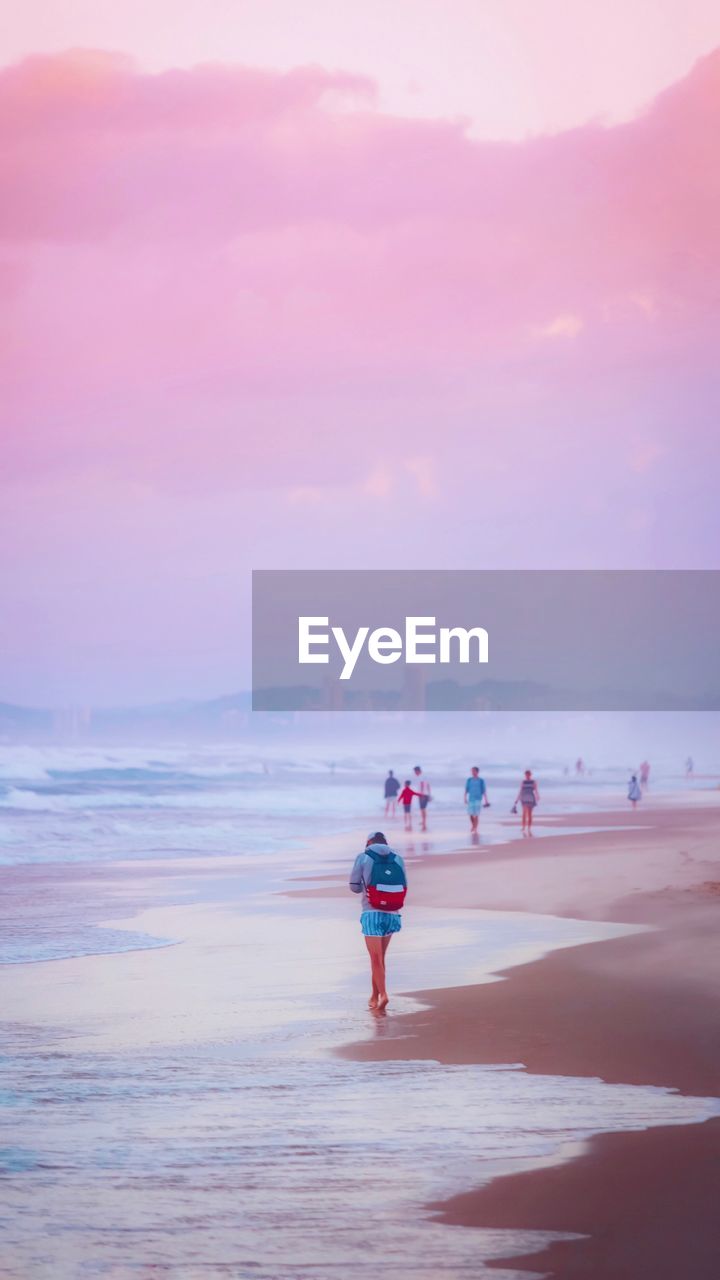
2, 764, 719, 1278
332, 801, 720, 1277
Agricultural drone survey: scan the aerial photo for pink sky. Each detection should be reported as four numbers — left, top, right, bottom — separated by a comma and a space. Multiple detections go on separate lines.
1, 5, 719, 705
3, 0, 720, 138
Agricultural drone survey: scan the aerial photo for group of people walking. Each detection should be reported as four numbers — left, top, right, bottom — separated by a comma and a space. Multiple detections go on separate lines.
384, 766, 432, 830
384, 765, 540, 834
358, 756, 697, 1013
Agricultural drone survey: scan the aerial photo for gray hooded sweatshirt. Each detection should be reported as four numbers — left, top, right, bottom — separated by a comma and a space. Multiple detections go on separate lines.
349, 842, 407, 912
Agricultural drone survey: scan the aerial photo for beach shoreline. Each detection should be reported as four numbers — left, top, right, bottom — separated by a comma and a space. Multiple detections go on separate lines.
328, 796, 720, 1277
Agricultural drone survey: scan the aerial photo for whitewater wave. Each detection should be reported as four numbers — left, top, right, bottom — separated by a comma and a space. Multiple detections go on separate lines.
0, 783, 368, 814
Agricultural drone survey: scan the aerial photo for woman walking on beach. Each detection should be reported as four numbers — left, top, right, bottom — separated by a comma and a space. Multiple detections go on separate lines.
515, 770, 539, 835
349, 831, 407, 1011
628, 774, 642, 809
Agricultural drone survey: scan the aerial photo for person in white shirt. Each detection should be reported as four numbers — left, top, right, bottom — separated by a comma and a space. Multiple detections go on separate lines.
412, 765, 432, 832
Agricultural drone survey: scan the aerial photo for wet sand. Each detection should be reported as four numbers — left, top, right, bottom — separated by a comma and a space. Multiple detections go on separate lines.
332, 798, 720, 1278
437, 1118, 720, 1279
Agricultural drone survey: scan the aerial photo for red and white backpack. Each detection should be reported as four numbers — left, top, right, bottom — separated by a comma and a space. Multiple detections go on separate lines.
365, 848, 407, 911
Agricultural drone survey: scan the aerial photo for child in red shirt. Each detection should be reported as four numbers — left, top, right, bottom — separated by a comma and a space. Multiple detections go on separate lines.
398, 780, 421, 830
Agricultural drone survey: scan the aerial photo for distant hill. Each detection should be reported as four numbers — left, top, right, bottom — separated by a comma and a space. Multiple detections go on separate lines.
0, 692, 254, 743
0, 701, 55, 736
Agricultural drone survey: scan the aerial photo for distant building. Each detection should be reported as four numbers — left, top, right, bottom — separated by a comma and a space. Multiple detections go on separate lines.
402, 665, 426, 712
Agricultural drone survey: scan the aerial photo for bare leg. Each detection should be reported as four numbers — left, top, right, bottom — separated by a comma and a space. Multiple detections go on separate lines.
364, 936, 387, 1008
378, 934, 393, 1008
368, 969, 380, 1007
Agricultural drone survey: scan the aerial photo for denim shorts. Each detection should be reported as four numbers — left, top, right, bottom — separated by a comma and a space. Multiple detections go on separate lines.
360, 910, 402, 937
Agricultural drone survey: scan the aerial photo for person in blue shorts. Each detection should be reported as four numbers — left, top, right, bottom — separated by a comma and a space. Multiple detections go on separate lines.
349, 831, 407, 1010
464, 766, 490, 833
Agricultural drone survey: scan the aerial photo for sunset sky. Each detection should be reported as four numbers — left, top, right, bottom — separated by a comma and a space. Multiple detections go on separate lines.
2, 2, 719, 705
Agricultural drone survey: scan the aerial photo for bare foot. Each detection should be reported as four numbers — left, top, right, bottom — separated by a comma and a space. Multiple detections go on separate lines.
377, 993, 389, 1011
368, 995, 379, 1009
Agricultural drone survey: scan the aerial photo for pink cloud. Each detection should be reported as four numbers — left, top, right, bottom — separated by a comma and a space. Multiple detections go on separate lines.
0, 46, 718, 497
